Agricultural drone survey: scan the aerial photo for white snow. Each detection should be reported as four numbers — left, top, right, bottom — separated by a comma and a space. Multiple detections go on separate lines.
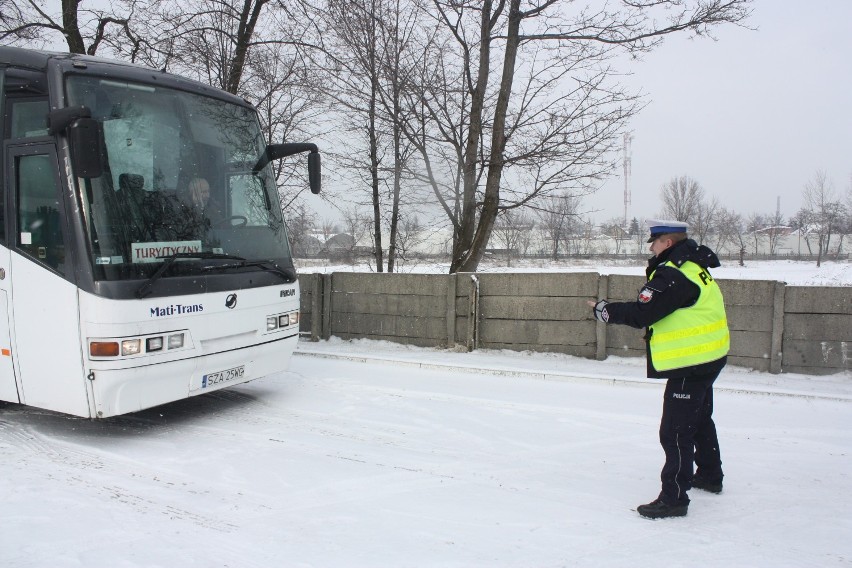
2, 335, 851, 567
1, 259, 849, 566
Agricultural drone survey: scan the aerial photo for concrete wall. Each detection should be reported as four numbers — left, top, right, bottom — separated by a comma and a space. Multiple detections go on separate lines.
300, 272, 851, 375
458, 273, 599, 358
301, 273, 450, 348
783, 286, 852, 374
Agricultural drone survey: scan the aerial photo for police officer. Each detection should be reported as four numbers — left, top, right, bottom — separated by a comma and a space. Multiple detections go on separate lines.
587, 220, 729, 519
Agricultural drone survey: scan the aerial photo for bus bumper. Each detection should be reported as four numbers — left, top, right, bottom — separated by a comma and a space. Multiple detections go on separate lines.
89, 334, 298, 418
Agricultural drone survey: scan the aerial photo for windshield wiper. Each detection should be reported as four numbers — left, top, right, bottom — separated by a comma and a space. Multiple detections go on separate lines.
200, 259, 296, 283
135, 252, 247, 298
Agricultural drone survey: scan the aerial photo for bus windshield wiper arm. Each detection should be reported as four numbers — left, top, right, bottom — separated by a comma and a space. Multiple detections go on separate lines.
135, 252, 247, 299
200, 259, 296, 283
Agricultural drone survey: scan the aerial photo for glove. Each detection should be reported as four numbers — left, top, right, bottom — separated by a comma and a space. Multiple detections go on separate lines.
592, 299, 609, 323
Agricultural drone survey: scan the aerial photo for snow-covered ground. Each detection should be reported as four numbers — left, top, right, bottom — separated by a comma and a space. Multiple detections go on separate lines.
2, 338, 851, 567
297, 258, 852, 287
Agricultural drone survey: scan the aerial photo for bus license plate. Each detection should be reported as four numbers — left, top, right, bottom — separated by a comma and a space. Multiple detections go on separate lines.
202, 365, 245, 389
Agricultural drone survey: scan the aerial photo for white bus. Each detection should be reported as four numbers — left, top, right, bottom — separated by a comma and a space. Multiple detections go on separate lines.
0, 46, 321, 418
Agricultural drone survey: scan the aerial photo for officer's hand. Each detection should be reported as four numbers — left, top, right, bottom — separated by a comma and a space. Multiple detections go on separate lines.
590, 299, 609, 323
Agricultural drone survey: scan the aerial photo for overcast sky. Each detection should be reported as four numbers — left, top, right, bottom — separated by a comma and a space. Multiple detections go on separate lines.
590, 0, 852, 225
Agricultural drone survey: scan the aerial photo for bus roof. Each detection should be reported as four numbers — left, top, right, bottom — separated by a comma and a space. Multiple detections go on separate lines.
0, 45, 250, 108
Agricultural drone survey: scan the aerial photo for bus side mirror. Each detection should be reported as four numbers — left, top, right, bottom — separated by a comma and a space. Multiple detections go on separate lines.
67, 118, 104, 178
253, 142, 321, 194
48, 106, 104, 179
308, 151, 321, 194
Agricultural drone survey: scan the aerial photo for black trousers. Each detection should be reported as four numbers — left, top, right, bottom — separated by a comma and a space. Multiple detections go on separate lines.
658, 368, 724, 504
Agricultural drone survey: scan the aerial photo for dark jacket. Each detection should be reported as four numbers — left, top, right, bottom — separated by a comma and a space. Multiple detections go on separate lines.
604, 239, 728, 378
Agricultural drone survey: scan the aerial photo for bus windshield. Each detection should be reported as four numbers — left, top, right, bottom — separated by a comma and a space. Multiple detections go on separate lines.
65, 75, 291, 282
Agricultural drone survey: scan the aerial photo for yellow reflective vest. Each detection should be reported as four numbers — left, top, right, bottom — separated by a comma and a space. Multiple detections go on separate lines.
648, 260, 730, 371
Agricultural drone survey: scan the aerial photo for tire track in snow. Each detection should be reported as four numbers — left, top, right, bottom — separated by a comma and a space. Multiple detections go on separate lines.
0, 414, 241, 533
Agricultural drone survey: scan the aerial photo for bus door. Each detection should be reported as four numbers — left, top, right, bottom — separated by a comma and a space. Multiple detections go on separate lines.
4, 143, 90, 416
0, 247, 20, 403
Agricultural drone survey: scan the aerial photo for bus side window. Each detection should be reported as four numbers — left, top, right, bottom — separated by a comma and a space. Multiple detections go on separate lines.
9, 100, 49, 138
0, 72, 5, 239
16, 154, 66, 274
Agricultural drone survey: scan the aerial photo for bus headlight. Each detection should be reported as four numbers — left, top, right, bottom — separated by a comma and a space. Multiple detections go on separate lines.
167, 333, 184, 349
89, 330, 189, 359
266, 311, 299, 333
121, 339, 141, 356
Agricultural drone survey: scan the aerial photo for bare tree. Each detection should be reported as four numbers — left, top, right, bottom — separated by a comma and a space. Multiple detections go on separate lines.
763, 208, 785, 256
117, 0, 302, 96
534, 193, 581, 260
392, 214, 425, 270
600, 217, 628, 254
113, 1, 320, 115
824, 202, 848, 260
319, 219, 337, 242
792, 207, 816, 256
840, 174, 852, 256
375, 0, 424, 272
563, 216, 596, 256
712, 207, 742, 257
847, 172, 852, 214
802, 169, 845, 267
733, 219, 749, 266
284, 203, 318, 257
240, 42, 331, 214
745, 212, 766, 256
317, 0, 386, 270
691, 195, 719, 245
341, 207, 373, 265
660, 175, 705, 222
1, 0, 140, 55
315, 0, 425, 273
492, 209, 533, 266
419, 0, 751, 273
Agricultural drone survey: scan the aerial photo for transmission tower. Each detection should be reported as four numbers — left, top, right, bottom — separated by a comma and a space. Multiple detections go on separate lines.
623, 133, 633, 226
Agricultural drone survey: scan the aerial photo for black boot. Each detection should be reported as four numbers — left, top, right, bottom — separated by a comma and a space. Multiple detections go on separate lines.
692, 474, 723, 494
637, 497, 688, 519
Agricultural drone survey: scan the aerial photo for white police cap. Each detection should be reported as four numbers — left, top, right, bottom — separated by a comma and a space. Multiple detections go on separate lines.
646, 219, 688, 243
